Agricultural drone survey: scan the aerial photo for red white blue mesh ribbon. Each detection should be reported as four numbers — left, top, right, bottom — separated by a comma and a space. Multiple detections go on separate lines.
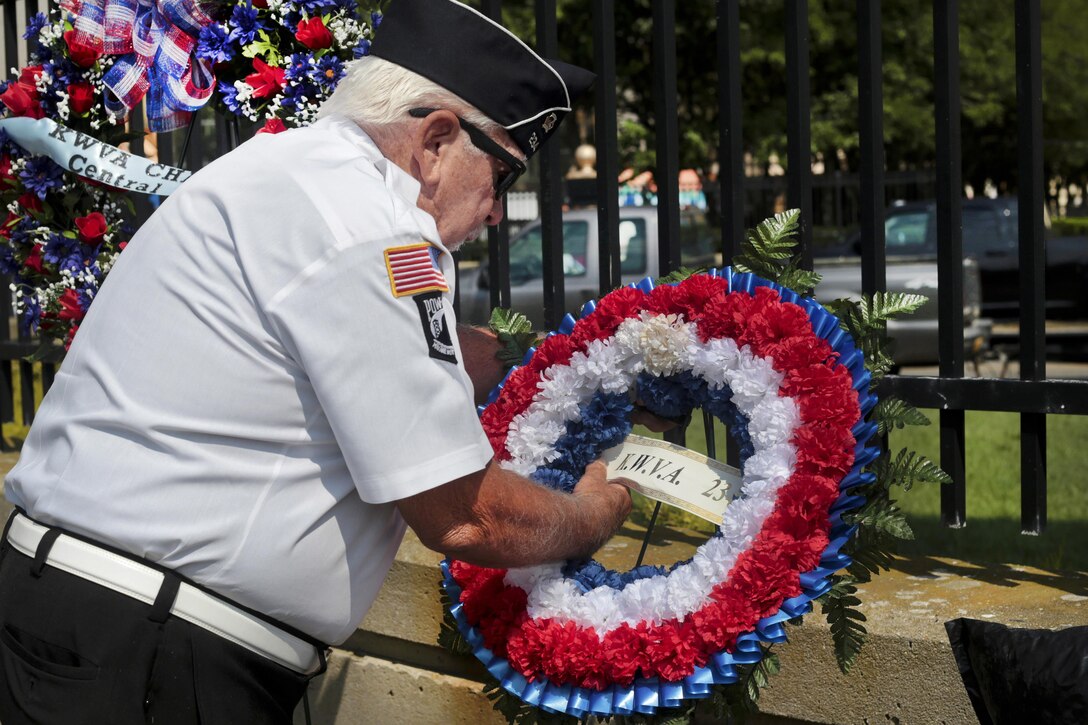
64, 0, 218, 132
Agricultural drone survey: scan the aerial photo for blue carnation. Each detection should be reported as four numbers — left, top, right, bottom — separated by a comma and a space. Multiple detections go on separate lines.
18, 156, 64, 199
196, 24, 235, 64
530, 466, 576, 492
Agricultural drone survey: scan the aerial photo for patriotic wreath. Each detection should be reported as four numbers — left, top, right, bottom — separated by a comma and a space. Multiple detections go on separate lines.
441, 267, 880, 718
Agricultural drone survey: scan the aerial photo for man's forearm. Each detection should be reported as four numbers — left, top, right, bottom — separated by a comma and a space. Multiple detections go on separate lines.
397, 461, 631, 568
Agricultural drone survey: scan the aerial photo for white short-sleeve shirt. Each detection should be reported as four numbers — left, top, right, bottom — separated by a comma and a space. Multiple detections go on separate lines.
4, 116, 494, 644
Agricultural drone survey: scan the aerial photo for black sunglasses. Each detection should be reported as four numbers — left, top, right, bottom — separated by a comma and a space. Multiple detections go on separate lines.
409, 107, 526, 199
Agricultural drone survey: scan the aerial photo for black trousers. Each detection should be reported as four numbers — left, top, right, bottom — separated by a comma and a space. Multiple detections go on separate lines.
0, 524, 316, 725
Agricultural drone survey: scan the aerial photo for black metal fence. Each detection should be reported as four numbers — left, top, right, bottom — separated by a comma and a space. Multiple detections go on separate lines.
2, 0, 1086, 535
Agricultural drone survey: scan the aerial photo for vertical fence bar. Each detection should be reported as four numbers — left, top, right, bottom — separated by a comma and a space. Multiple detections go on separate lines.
1015, 0, 1046, 534
857, 0, 886, 296
482, 0, 512, 310
934, 0, 966, 527
785, 0, 813, 265
3, 0, 18, 79
593, 0, 621, 294
716, 0, 743, 263
536, 0, 564, 330
652, 0, 680, 275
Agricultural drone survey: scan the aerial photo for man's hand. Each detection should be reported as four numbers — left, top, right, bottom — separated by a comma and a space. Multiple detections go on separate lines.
572, 460, 633, 534
456, 324, 506, 404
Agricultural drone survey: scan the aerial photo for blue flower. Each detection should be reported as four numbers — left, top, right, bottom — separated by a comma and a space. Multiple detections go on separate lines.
352, 38, 371, 58
312, 54, 344, 89
279, 80, 318, 110
217, 81, 241, 113
371, 11, 382, 27
22, 12, 47, 40
196, 23, 235, 64
227, 4, 266, 46
283, 52, 315, 83
42, 232, 76, 266
18, 156, 65, 199
18, 293, 41, 334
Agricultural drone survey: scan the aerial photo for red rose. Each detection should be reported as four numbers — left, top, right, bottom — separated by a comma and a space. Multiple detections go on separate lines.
251, 0, 268, 6
67, 81, 96, 115
64, 322, 81, 350
245, 57, 286, 99
74, 211, 108, 244
58, 288, 86, 322
256, 117, 287, 135
18, 66, 43, 98
295, 16, 333, 50
24, 245, 44, 273
0, 154, 12, 183
0, 211, 18, 238
63, 30, 102, 68
17, 193, 44, 213
0, 82, 44, 119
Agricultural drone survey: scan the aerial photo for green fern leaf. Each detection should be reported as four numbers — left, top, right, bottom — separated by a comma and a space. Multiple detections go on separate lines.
657, 266, 706, 285
874, 449, 953, 490
875, 398, 932, 435
488, 307, 541, 370
820, 578, 868, 674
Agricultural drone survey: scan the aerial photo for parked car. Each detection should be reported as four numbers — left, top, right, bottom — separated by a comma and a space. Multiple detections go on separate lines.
458, 207, 991, 366
834, 198, 1088, 320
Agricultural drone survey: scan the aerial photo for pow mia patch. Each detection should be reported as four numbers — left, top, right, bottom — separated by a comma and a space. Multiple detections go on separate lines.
414, 291, 458, 364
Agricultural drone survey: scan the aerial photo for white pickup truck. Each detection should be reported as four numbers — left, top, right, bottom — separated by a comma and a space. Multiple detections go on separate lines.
456, 207, 991, 366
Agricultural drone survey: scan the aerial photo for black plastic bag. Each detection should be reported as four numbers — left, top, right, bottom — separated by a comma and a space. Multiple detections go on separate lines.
945, 618, 1088, 725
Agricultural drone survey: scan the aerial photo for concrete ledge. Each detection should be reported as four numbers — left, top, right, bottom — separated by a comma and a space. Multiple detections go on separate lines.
315, 525, 1087, 724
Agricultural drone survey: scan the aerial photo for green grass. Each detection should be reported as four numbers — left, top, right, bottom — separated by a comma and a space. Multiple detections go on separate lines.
632, 409, 1088, 573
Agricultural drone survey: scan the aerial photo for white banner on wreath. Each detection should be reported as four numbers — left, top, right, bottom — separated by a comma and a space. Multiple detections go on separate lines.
601, 433, 743, 523
0, 117, 191, 196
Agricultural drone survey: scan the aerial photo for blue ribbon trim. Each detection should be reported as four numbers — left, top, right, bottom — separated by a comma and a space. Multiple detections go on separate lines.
452, 269, 880, 716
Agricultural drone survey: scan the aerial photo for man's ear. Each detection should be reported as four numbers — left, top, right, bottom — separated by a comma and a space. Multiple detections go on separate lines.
413, 110, 461, 189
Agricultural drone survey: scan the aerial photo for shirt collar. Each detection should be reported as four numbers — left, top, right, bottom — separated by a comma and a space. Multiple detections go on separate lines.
315, 114, 447, 252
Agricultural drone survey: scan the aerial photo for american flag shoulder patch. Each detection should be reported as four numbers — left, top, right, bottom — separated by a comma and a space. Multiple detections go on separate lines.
384, 243, 449, 297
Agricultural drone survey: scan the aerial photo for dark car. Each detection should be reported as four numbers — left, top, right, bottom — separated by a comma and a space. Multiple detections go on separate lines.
834, 199, 1088, 320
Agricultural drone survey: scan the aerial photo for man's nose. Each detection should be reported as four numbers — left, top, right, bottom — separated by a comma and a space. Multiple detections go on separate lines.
486, 197, 505, 226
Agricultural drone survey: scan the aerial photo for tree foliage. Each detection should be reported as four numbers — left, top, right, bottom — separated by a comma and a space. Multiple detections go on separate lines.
478, 0, 1088, 191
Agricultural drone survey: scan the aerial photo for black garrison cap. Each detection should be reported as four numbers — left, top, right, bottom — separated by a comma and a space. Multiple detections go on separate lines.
370, 0, 595, 161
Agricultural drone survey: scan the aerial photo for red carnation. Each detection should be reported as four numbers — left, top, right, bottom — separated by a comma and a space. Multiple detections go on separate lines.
295, 16, 334, 50
63, 30, 102, 68
257, 117, 287, 135
0, 82, 44, 119
67, 81, 96, 115
245, 57, 286, 99
74, 211, 108, 245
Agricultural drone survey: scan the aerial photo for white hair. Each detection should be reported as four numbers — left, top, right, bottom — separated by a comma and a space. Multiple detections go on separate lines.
318, 56, 503, 148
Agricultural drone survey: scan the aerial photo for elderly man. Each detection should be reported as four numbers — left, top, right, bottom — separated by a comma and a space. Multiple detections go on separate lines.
0, 1, 632, 722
